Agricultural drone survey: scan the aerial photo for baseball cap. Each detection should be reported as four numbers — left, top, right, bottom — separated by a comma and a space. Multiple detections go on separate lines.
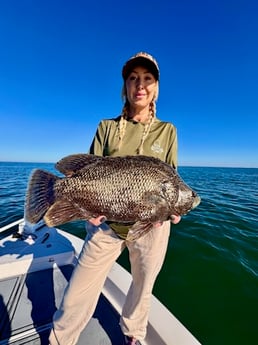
122, 52, 160, 81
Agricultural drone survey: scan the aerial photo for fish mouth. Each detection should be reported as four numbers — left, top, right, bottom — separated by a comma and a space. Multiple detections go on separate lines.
193, 195, 201, 209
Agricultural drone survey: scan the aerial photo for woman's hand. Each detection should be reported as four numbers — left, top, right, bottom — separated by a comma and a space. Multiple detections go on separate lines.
88, 215, 107, 226
170, 215, 181, 224
152, 215, 182, 228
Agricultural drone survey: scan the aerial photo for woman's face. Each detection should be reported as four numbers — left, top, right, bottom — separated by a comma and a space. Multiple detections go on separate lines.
125, 66, 158, 109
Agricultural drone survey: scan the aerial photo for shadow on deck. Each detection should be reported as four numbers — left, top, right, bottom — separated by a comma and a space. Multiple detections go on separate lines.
0, 264, 124, 345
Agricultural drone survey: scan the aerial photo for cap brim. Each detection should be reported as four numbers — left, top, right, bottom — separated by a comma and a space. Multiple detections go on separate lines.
122, 57, 159, 81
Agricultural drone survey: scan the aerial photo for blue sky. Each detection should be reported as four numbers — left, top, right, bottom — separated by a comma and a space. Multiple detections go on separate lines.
0, 0, 257, 167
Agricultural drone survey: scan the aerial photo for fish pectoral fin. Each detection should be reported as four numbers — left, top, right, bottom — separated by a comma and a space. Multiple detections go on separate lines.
126, 221, 154, 241
134, 192, 170, 221
126, 193, 170, 241
55, 154, 101, 176
44, 200, 91, 227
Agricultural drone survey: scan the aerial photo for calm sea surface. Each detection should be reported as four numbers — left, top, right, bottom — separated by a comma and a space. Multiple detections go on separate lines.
0, 162, 257, 345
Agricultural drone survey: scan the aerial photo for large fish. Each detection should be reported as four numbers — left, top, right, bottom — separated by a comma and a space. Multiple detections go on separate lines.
25, 154, 201, 240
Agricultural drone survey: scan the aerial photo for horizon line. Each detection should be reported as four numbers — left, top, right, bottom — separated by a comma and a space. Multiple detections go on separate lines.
0, 160, 257, 169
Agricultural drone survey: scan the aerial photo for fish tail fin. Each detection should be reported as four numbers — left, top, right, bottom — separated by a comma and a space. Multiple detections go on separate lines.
25, 169, 60, 224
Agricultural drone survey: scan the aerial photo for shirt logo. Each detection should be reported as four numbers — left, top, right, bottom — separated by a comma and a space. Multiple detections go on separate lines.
151, 141, 164, 154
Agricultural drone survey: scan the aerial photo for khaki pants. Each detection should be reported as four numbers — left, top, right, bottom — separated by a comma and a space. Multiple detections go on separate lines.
49, 221, 170, 345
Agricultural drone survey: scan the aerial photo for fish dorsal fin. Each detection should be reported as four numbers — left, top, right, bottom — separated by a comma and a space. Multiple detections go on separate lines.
55, 154, 101, 176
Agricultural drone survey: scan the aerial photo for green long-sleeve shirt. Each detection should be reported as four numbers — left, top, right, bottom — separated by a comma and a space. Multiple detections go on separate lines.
89, 116, 177, 167
89, 115, 178, 238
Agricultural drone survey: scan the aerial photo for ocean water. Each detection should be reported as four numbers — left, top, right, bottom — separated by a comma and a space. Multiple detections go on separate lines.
0, 161, 257, 345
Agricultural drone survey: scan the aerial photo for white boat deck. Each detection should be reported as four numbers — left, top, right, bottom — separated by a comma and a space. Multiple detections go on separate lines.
0, 222, 125, 344
0, 265, 124, 344
0, 220, 201, 345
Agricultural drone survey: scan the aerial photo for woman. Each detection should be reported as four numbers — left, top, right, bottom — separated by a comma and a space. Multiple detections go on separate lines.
49, 52, 180, 345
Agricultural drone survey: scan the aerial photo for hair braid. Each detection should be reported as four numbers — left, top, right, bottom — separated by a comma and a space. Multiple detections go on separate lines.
117, 96, 157, 154
136, 100, 156, 154
116, 101, 129, 151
